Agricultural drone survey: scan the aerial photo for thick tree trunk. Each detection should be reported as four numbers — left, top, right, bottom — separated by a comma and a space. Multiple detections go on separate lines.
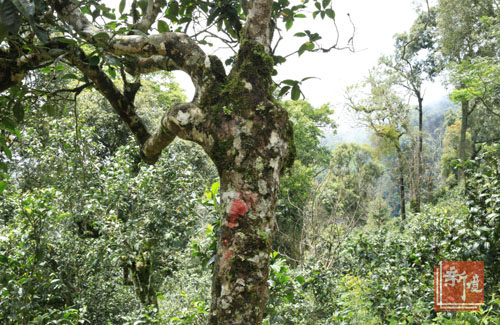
205, 40, 293, 323
209, 169, 278, 323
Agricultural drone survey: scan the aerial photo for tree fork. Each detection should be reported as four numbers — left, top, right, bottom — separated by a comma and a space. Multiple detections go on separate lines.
46, 0, 295, 322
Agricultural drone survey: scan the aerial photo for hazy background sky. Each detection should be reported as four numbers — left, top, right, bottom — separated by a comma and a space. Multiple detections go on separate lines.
171, 0, 447, 139
104, 0, 446, 110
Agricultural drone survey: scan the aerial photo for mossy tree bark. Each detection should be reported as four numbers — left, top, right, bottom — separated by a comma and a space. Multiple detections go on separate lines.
45, 0, 293, 322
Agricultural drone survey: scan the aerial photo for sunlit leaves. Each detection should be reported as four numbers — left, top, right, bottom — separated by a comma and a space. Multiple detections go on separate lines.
278, 77, 318, 100
298, 42, 314, 56
158, 20, 170, 33
119, 0, 126, 14
294, 30, 321, 56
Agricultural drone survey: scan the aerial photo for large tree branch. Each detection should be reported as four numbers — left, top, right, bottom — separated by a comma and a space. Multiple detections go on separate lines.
242, 0, 273, 48
141, 102, 214, 162
141, 121, 176, 164
54, 0, 209, 89
68, 47, 219, 164
0, 47, 67, 93
53, 0, 225, 164
0, 57, 30, 93
68, 49, 152, 148
125, 55, 179, 76
110, 33, 208, 83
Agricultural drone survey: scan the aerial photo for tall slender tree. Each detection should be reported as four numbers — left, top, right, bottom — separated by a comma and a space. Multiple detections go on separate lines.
437, 0, 498, 180
347, 68, 411, 220
380, 2, 440, 212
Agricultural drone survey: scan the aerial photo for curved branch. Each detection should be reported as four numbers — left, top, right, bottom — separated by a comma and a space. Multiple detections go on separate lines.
54, 0, 101, 40
141, 102, 213, 163
55, 0, 162, 36
125, 55, 179, 76
55, 0, 209, 89
109, 33, 207, 82
68, 49, 152, 147
141, 122, 176, 164
0, 50, 61, 92
165, 102, 212, 146
0, 57, 30, 93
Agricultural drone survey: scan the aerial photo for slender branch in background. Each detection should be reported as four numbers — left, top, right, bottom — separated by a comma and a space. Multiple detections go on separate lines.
29, 83, 91, 97
67, 48, 153, 147
133, 0, 164, 33
401, 0, 430, 70
317, 13, 356, 53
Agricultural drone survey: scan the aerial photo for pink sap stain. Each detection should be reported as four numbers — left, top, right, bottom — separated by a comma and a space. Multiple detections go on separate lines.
227, 198, 248, 228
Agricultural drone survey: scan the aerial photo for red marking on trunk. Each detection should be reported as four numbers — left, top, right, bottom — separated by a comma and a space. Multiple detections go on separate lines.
227, 198, 248, 228
230, 198, 248, 217
224, 250, 232, 260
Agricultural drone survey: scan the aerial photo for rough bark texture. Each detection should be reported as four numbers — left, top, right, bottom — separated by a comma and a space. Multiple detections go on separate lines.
205, 42, 294, 323
4, 0, 294, 322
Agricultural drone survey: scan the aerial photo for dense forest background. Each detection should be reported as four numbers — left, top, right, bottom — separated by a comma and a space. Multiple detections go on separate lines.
1, 0, 500, 323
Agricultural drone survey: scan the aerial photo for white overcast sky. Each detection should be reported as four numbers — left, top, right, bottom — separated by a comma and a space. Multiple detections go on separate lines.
172, 0, 446, 116
105, 0, 446, 129
277, 0, 446, 105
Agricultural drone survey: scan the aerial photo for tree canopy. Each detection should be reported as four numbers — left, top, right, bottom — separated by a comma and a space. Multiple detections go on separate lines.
1, 0, 499, 324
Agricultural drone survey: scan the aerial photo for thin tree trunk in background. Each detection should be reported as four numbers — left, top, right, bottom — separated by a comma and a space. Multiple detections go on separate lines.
458, 99, 469, 182
131, 257, 158, 309
410, 93, 423, 213
397, 149, 406, 220
416, 95, 423, 212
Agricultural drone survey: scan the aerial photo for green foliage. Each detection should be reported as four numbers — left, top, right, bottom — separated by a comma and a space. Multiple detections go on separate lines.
284, 100, 334, 166
1, 1, 500, 323
274, 100, 335, 262
0, 72, 220, 323
462, 144, 500, 292
320, 143, 384, 223
0, 189, 87, 323
441, 120, 473, 186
